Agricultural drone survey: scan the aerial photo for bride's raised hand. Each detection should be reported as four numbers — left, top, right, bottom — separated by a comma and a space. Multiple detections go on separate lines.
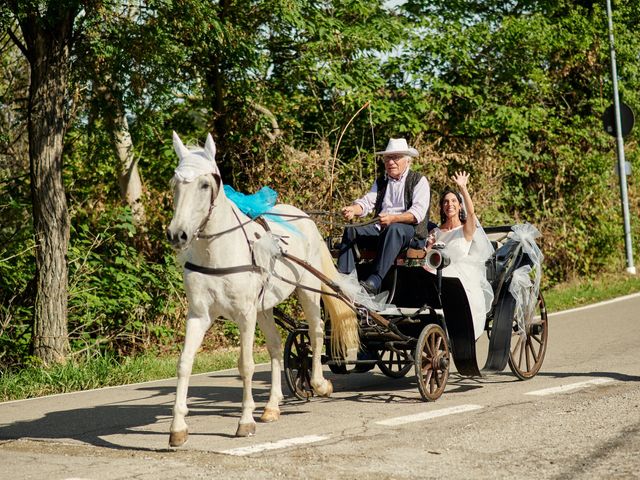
452, 170, 470, 189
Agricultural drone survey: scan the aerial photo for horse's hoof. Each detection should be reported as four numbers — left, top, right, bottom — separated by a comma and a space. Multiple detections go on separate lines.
315, 379, 333, 397
259, 407, 280, 423
235, 422, 256, 437
169, 429, 189, 447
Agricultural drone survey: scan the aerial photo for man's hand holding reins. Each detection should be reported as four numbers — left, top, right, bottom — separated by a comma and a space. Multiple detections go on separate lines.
342, 204, 363, 221
379, 211, 417, 228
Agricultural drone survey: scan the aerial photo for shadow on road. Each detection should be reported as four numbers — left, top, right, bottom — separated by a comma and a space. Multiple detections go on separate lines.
0, 370, 279, 451
5, 366, 629, 452
0, 364, 503, 450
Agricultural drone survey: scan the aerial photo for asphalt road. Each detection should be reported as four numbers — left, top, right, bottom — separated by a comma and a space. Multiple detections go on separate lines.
1, 293, 639, 480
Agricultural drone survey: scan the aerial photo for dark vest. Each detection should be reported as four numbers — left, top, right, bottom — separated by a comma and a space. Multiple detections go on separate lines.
374, 170, 430, 240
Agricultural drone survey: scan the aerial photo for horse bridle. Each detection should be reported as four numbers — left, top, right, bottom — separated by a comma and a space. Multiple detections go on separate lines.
192, 173, 220, 241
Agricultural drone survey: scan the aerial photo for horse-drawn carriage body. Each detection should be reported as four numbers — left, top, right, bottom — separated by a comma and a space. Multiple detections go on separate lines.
280, 224, 549, 402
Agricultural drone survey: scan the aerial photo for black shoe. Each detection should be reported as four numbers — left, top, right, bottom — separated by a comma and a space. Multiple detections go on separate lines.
359, 279, 378, 294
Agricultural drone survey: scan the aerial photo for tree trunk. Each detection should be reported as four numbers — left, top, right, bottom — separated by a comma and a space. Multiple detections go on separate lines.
113, 112, 146, 227
18, 8, 76, 365
97, 81, 147, 228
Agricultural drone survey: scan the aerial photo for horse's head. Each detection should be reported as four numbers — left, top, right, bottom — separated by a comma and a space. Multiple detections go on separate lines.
166, 132, 222, 249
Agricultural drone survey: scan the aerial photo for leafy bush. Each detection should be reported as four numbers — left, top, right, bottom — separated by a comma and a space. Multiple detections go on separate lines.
67, 207, 185, 356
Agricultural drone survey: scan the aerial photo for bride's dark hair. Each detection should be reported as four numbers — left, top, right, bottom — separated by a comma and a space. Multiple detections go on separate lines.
439, 188, 467, 225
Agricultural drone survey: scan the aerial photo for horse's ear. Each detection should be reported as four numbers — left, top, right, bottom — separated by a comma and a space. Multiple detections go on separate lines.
204, 133, 217, 162
172, 131, 190, 160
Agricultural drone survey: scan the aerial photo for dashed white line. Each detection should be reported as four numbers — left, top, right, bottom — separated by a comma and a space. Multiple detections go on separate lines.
375, 404, 483, 426
219, 434, 330, 456
202, 377, 618, 456
525, 378, 615, 396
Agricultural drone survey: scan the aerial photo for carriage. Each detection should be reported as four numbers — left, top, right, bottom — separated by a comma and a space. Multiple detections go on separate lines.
277, 223, 548, 402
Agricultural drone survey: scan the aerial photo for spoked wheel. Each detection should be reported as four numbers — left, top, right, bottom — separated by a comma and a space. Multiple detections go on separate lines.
414, 324, 450, 401
284, 329, 315, 400
377, 347, 413, 378
508, 293, 548, 380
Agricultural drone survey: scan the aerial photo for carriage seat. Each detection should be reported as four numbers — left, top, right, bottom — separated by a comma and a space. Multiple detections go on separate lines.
328, 220, 435, 267
329, 237, 427, 267
354, 238, 427, 266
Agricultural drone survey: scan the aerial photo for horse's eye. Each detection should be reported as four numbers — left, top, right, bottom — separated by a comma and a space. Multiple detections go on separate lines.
201, 182, 210, 190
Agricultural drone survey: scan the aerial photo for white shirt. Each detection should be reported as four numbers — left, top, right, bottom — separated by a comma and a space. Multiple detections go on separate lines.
353, 168, 430, 223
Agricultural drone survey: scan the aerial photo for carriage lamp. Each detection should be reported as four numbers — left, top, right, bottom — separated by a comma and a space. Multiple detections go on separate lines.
426, 244, 451, 270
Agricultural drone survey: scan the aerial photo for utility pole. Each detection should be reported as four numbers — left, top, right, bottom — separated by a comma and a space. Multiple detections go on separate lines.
606, 0, 636, 274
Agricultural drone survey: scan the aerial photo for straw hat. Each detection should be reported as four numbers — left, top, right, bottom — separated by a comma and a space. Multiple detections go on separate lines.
375, 138, 419, 157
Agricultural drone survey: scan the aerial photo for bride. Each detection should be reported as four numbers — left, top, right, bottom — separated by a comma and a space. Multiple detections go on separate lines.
426, 171, 494, 340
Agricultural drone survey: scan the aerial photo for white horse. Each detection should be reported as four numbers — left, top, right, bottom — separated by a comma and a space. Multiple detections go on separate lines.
166, 132, 359, 446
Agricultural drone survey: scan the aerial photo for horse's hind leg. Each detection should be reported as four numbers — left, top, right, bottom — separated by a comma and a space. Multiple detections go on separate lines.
235, 310, 258, 437
298, 290, 333, 397
169, 314, 211, 447
257, 309, 283, 423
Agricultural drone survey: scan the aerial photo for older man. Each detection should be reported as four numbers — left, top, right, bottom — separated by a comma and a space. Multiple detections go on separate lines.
338, 138, 431, 293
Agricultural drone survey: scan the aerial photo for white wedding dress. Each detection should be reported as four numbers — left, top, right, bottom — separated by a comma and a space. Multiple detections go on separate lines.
431, 225, 494, 340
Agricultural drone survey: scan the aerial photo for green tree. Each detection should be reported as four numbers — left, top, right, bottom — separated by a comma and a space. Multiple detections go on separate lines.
3, 1, 90, 364
152, 1, 406, 182
392, 0, 639, 280
1, 0, 638, 371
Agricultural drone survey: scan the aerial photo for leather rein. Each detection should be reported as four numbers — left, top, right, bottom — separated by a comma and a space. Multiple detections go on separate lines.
181, 186, 323, 283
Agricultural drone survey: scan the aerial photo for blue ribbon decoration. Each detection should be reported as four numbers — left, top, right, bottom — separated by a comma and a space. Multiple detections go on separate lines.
223, 185, 298, 233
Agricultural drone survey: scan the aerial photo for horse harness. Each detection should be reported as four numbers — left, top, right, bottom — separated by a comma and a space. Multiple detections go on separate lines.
185, 176, 284, 276
185, 206, 264, 276
183, 200, 351, 305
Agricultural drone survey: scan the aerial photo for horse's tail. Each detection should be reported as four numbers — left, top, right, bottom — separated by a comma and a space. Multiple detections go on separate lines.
319, 244, 360, 359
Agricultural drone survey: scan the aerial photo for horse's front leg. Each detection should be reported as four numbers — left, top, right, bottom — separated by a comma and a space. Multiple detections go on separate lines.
299, 292, 333, 397
257, 309, 283, 423
236, 309, 258, 437
169, 314, 211, 447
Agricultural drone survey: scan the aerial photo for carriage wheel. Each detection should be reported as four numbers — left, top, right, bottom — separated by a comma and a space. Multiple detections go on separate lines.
283, 330, 315, 400
414, 324, 450, 401
377, 348, 413, 378
508, 293, 548, 380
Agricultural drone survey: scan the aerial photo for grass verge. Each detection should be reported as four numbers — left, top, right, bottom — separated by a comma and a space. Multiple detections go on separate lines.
1, 271, 639, 403
543, 271, 640, 313
1, 348, 270, 403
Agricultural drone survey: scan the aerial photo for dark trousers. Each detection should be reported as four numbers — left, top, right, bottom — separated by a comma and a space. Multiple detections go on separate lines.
337, 223, 418, 281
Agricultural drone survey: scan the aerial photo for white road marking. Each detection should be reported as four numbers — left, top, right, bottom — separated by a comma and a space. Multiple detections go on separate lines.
525, 378, 615, 396
375, 404, 483, 426
219, 434, 330, 456
548, 292, 640, 317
